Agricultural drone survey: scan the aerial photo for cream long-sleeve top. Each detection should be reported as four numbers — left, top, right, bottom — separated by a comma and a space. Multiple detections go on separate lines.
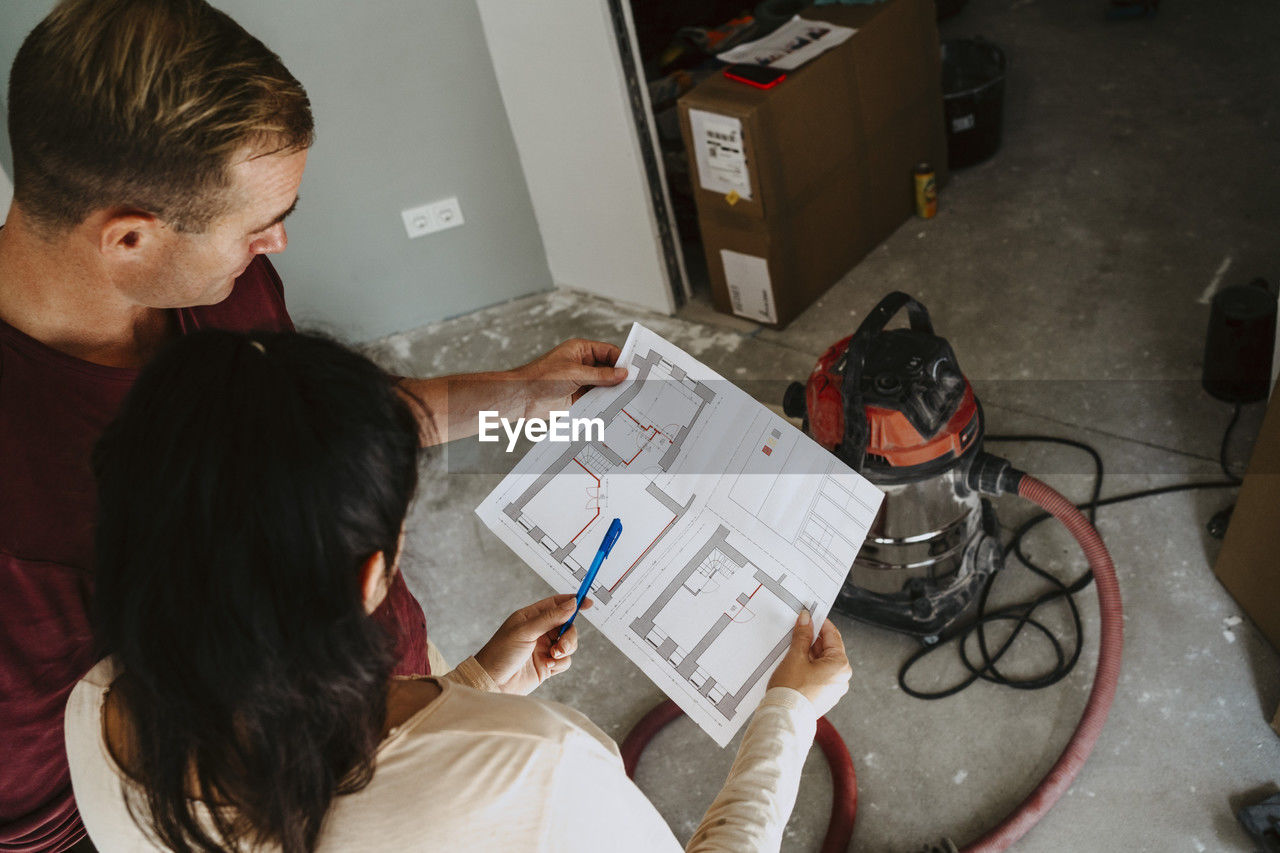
66, 656, 818, 852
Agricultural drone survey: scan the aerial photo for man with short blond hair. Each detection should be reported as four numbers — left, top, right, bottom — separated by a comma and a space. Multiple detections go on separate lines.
10, 0, 315, 239
0, 1, 622, 849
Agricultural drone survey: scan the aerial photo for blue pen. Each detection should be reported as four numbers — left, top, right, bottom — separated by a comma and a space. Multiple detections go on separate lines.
557, 518, 622, 640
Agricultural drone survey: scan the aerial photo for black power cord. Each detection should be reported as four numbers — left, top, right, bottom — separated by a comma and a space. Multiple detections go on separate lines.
1207, 402, 1245, 539
1220, 402, 1245, 483
897, 422, 1242, 700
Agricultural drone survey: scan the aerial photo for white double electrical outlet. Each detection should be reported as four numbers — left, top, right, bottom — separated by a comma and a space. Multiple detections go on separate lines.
401, 196, 465, 239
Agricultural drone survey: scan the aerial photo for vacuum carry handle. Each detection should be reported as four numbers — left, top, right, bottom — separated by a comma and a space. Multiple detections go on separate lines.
838, 292, 934, 470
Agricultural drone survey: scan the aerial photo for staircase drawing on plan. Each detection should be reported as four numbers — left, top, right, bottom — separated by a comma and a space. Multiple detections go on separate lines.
629, 524, 813, 720
501, 347, 716, 604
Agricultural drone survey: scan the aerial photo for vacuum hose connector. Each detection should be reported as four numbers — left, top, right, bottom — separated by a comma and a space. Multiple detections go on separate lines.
967, 451, 1026, 496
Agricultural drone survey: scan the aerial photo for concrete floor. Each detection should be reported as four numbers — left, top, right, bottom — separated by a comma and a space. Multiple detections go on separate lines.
363, 1, 1280, 850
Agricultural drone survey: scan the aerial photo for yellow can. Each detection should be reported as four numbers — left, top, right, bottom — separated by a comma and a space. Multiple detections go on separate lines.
914, 162, 937, 219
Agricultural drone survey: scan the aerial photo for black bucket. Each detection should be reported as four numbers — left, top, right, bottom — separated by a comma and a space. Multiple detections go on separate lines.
941, 38, 1006, 169
1202, 279, 1278, 404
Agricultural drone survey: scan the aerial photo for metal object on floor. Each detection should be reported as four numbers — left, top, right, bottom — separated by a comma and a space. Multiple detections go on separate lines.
783, 291, 1002, 640
914, 161, 938, 218
783, 292, 1125, 852
1238, 792, 1280, 853
840, 468, 1002, 641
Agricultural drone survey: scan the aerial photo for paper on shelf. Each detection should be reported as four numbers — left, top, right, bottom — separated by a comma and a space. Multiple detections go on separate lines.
717, 16, 856, 71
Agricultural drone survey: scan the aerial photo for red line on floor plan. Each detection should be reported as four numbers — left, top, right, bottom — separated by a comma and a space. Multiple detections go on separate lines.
730, 583, 763, 622
621, 408, 673, 439
623, 431, 659, 465
608, 513, 679, 592
617, 409, 673, 466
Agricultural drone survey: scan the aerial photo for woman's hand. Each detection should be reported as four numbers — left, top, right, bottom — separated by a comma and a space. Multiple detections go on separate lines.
473, 594, 592, 695
767, 611, 852, 717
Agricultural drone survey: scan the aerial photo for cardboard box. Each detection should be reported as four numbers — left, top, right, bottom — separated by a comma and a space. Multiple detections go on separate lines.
1273, 703, 1280, 738
1212, 379, 1280, 653
678, 0, 948, 328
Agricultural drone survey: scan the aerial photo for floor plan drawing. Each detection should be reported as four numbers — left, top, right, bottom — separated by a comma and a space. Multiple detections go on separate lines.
497, 345, 715, 604
630, 524, 813, 720
477, 324, 884, 745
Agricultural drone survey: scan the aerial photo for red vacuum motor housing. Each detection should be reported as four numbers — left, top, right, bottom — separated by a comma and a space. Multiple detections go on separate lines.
806, 332, 981, 472
785, 314, 982, 483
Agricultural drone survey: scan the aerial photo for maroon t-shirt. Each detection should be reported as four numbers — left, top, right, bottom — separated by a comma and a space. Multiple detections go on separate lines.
0, 255, 429, 852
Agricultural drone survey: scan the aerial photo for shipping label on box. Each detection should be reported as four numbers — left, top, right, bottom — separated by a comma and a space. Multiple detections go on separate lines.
720, 249, 777, 323
689, 109, 752, 200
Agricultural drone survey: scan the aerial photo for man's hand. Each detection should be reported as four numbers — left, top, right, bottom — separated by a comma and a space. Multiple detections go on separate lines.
397, 338, 625, 445
513, 338, 627, 419
473, 594, 593, 695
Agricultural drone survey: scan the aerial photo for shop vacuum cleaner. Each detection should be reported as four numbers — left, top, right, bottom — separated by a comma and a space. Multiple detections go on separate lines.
622, 292, 1124, 852
780, 290, 1002, 641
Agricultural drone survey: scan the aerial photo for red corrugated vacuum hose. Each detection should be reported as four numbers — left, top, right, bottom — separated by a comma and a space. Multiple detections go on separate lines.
814, 715, 858, 853
957, 474, 1124, 852
618, 474, 1121, 853
620, 697, 684, 779
620, 701, 857, 853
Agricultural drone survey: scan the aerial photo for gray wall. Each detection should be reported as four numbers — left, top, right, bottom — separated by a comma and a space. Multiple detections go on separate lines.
0, 165, 10, 223
0, 0, 552, 341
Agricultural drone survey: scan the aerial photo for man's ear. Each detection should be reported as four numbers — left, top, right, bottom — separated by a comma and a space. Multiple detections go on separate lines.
359, 551, 389, 615
97, 209, 164, 257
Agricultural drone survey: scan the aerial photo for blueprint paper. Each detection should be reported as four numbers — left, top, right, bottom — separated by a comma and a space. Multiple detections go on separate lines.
475, 324, 883, 746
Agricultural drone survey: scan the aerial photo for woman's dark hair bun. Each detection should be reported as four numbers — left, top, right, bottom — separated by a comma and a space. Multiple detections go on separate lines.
93, 329, 422, 853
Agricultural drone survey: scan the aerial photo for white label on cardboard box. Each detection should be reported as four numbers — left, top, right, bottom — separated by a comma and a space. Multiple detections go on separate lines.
690, 109, 752, 200
721, 249, 776, 324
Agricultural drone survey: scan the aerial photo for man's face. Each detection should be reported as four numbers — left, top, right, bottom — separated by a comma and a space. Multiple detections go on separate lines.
126, 147, 308, 308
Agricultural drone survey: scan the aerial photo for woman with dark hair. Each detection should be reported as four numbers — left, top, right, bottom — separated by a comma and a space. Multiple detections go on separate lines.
64, 330, 852, 852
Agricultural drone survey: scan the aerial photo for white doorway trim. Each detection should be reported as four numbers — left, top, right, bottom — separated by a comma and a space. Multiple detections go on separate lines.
476, 0, 687, 314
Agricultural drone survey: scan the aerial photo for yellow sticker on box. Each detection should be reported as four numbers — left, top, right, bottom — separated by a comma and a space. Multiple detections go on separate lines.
725, 190, 741, 206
